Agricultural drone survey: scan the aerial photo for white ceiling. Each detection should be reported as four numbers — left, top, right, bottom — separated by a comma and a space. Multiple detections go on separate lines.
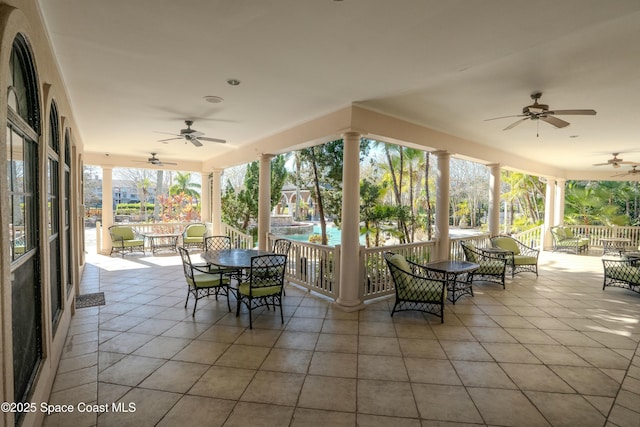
38, 0, 640, 176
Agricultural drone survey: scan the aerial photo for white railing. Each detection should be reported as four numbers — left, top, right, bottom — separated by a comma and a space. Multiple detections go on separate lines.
449, 234, 491, 260
512, 225, 544, 249
361, 240, 436, 301
221, 223, 254, 249
267, 234, 338, 299
565, 225, 640, 249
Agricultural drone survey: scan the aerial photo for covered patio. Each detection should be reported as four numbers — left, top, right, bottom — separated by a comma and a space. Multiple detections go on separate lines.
45, 249, 640, 426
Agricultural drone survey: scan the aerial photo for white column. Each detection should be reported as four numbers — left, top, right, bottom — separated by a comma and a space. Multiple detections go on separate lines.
200, 172, 211, 224
101, 166, 114, 254
488, 163, 501, 237
336, 131, 365, 311
555, 179, 566, 226
211, 169, 223, 235
543, 177, 556, 250
434, 151, 451, 261
258, 154, 274, 250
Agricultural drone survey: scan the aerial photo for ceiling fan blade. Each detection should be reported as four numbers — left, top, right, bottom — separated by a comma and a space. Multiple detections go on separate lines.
158, 137, 183, 142
503, 117, 529, 130
153, 131, 181, 136
198, 136, 227, 144
540, 115, 570, 128
190, 138, 203, 147
592, 162, 610, 166
547, 109, 597, 116
485, 114, 526, 122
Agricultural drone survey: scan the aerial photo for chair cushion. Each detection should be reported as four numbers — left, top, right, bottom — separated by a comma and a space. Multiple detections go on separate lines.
188, 274, 229, 288
121, 239, 144, 248
184, 236, 205, 244
477, 260, 505, 274
238, 282, 281, 297
493, 237, 520, 255
388, 254, 411, 273
186, 225, 207, 237
513, 255, 537, 265
563, 227, 574, 238
462, 243, 478, 263
397, 282, 443, 302
111, 226, 135, 241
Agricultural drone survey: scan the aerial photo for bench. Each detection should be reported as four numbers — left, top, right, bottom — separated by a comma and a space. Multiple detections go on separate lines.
550, 226, 589, 254
602, 257, 640, 295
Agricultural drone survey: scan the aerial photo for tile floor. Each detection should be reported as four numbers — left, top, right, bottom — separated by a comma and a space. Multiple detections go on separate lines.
44, 249, 640, 427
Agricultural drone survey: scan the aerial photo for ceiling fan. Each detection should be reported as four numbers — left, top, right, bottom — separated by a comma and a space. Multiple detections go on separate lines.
593, 153, 638, 169
485, 92, 597, 133
155, 120, 226, 147
134, 153, 177, 167
612, 165, 640, 177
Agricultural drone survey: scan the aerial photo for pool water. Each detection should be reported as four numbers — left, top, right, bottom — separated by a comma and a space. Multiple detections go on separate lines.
282, 224, 365, 246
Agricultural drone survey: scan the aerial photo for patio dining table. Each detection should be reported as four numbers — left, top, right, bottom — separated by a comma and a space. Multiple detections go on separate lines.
201, 248, 276, 270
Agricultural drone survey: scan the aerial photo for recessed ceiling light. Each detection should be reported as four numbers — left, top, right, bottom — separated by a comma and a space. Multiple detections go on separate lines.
569, 135, 579, 138
227, 79, 241, 86
204, 95, 224, 104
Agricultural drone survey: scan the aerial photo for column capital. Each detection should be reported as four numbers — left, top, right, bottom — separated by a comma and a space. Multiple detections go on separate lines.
341, 131, 362, 139
486, 163, 501, 169
260, 153, 275, 161
432, 150, 451, 158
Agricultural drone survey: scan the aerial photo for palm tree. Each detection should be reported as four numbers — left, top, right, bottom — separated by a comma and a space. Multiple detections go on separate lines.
169, 172, 201, 201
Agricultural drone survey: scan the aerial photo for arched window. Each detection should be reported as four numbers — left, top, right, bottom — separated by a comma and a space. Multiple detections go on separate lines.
48, 101, 62, 326
7, 32, 43, 408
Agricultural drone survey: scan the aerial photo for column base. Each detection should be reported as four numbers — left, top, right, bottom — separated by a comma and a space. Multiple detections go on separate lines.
333, 299, 366, 312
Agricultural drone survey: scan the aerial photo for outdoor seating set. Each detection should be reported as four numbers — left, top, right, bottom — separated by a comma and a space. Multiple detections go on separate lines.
108, 223, 207, 257
602, 253, 640, 295
384, 235, 539, 322
549, 226, 589, 254
179, 237, 292, 328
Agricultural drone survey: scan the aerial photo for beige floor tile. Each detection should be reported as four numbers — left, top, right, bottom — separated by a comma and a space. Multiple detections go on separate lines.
171, 339, 229, 364
358, 379, 418, 418
98, 331, 155, 354
224, 401, 295, 427
315, 333, 358, 353
569, 346, 632, 369
308, 351, 357, 378
189, 365, 255, 400
505, 328, 558, 345
161, 321, 211, 339
260, 348, 313, 373
456, 314, 500, 327
452, 361, 516, 389
138, 360, 209, 393
393, 323, 436, 340
215, 344, 270, 369
608, 404, 640, 427
321, 319, 359, 335
490, 315, 536, 329
52, 366, 97, 393
285, 317, 324, 332
358, 336, 402, 356
524, 316, 575, 330
482, 342, 541, 364
98, 355, 165, 387
440, 340, 493, 361
156, 395, 235, 427
358, 321, 397, 337
468, 387, 550, 426
132, 336, 191, 359
404, 358, 462, 385
97, 382, 131, 405
550, 366, 621, 397
298, 375, 357, 412
292, 408, 356, 427
275, 331, 319, 350
97, 387, 181, 427
411, 383, 483, 424
525, 391, 606, 427
525, 344, 590, 366
49, 381, 97, 405
234, 328, 283, 346
431, 325, 476, 341
56, 352, 98, 375
500, 363, 574, 392
356, 413, 420, 426
467, 326, 517, 343
398, 338, 447, 359
241, 370, 305, 406
544, 329, 604, 347
358, 354, 409, 381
